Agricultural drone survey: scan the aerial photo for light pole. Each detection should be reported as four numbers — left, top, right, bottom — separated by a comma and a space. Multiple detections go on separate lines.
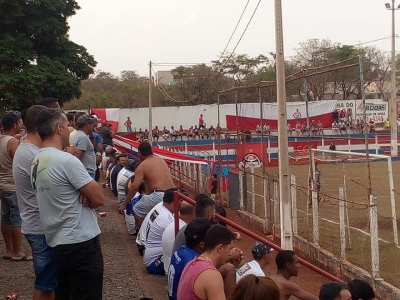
386, 1, 400, 156
275, 0, 293, 250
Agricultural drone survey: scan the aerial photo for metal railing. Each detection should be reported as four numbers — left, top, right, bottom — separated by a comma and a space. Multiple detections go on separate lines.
172, 191, 344, 282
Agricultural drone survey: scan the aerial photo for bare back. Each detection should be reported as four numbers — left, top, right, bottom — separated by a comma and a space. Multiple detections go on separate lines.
140, 155, 175, 192
271, 274, 292, 300
270, 274, 318, 300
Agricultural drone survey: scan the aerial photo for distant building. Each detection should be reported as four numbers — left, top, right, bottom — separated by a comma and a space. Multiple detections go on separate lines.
155, 70, 178, 86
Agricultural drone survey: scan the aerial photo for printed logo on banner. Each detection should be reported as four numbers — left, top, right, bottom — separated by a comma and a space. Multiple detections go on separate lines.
240, 152, 262, 168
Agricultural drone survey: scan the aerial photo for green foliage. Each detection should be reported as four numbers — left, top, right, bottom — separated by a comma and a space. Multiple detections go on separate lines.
0, 0, 96, 110
63, 39, 395, 109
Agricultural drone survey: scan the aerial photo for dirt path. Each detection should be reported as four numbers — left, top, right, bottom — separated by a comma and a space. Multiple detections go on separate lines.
0, 186, 144, 299
0, 182, 329, 300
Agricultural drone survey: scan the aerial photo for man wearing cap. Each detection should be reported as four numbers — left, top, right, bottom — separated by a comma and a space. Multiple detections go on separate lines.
143, 188, 180, 275
236, 241, 273, 282
168, 218, 212, 300
100, 120, 114, 148
0, 111, 29, 261
70, 114, 97, 179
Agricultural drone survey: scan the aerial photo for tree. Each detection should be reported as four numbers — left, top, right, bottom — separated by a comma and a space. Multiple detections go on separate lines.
0, 0, 96, 110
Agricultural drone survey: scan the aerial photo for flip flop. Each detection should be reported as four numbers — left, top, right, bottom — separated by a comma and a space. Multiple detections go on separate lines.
2, 255, 12, 260
10, 254, 33, 262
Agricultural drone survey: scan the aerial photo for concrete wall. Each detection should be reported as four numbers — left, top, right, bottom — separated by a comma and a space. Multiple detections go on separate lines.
117, 104, 226, 132
237, 210, 400, 300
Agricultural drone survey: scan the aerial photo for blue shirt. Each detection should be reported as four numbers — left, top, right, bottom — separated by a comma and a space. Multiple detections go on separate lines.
92, 132, 102, 153
167, 245, 198, 300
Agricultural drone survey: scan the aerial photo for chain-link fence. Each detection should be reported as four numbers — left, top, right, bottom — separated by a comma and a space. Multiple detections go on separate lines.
238, 149, 400, 288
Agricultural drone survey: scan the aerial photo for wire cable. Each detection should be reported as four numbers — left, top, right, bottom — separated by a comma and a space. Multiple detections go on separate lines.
217, 0, 251, 62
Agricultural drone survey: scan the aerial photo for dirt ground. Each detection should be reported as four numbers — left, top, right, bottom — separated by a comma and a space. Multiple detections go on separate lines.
0, 182, 328, 299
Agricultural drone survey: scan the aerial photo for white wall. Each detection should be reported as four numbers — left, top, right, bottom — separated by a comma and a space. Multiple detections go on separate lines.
117, 104, 226, 132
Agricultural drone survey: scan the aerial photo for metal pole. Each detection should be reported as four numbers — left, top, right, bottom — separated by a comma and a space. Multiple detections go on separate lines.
360, 55, 372, 195
390, 0, 398, 156
275, 0, 293, 250
148, 61, 153, 144
217, 95, 223, 201
303, 72, 310, 136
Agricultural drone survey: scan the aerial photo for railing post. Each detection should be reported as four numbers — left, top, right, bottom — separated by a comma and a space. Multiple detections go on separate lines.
239, 168, 244, 210
173, 191, 180, 236
198, 164, 203, 192
251, 166, 255, 214
273, 180, 280, 225
387, 156, 398, 245
291, 175, 298, 235
375, 134, 378, 155
339, 187, 346, 260
370, 194, 380, 279
264, 177, 271, 233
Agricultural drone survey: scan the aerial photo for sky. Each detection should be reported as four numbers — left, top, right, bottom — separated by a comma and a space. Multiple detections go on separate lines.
68, 0, 399, 77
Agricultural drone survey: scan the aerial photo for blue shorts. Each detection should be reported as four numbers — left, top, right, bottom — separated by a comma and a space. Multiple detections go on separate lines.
146, 257, 165, 275
133, 191, 164, 218
25, 234, 57, 292
88, 172, 95, 179
0, 190, 22, 226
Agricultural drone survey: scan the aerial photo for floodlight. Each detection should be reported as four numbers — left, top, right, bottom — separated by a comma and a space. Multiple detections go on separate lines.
386, 3, 391, 9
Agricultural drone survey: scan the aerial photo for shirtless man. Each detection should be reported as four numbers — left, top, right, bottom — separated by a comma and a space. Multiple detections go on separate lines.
270, 250, 318, 300
118, 141, 175, 227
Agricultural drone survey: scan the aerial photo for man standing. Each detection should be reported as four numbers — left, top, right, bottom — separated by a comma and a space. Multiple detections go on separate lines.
13, 105, 57, 299
119, 141, 175, 227
31, 108, 105, 299
236, 241, 273, 282
209, 174, 218, 200
0, 111, 29, 261
70, 114, 97, 179
124, 117, 132, 132
270, 250, 318, 300
199, 114, 205, 129
101, 120, 114, 148
177, 225, 236, 300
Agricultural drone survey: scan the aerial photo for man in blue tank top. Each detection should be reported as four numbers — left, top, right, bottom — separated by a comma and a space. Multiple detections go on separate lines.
167, 218, 211, 300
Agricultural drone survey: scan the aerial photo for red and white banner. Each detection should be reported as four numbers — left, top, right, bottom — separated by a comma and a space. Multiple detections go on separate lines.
224, 100, 337, 130
91, 108, 120, 133
113, 135, 209, 165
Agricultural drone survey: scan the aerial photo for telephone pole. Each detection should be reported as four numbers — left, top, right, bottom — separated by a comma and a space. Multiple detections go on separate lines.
275, 0, 293, 250
148, 61, 153, 144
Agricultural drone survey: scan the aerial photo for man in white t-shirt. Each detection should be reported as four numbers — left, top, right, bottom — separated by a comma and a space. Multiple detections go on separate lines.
162, 199, 195, 274
136, 201, 162, 256
143, 188, 179, 275
236, 241, 273, 282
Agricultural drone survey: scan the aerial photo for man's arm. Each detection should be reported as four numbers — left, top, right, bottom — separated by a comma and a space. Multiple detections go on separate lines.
200, 270, 226, 300
118, 165, 144, 214
288, 282, 318, 300
7, 138, 19, 159
74, 150, 85, 160
79, 181, 106, 209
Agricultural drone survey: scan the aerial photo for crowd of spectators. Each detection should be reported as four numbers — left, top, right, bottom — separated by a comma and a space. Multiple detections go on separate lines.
0, 102, 381, 299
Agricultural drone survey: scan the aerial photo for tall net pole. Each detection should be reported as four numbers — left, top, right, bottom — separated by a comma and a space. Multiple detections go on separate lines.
275, 0, 293, 249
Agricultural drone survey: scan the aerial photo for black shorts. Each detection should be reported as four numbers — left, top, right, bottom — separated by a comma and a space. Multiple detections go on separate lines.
53, 236, 104, 300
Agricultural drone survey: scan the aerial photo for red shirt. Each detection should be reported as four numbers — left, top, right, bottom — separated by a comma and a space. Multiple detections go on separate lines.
199, 117, 204, 125
177, 257, 216, 300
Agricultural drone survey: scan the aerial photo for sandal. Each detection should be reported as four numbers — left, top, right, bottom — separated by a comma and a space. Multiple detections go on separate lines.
10, 254, 33, 261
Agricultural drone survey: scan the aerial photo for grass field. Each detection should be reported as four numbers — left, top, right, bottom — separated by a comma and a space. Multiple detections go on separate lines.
243, 160, 400, 288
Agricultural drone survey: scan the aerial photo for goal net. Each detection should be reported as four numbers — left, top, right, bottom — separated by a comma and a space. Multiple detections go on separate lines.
289, 148, 398, 279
